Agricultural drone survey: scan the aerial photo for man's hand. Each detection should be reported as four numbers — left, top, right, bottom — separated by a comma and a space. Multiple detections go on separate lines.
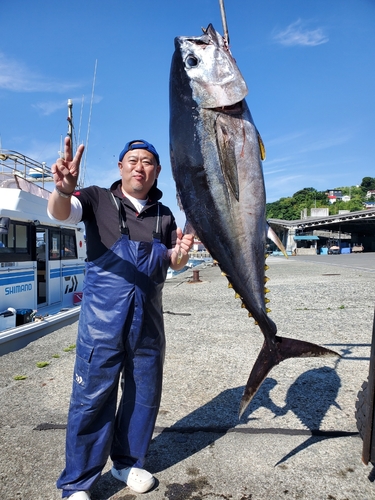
170, 228, 194, 270
51, 137, 84, 194
48, 137, 85, 220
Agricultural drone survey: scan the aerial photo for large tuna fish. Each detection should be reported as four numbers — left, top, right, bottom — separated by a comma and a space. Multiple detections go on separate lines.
169, 24, 338, 417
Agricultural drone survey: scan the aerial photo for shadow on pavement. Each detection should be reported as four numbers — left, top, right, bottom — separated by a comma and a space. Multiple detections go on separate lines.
93, 366, 346, 497
147, 366, 344, 471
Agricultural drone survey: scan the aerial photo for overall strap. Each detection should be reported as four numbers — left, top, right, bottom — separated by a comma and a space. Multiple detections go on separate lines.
108, 190, 163, 241
109, 191, 129, 235
152, 203, 162, 241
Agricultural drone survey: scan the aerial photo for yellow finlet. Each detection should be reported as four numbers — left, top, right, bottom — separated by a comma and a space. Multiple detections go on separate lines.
257, 131, 266, 161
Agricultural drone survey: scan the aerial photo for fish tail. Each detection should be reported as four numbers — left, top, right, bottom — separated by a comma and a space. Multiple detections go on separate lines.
238, 336, 340, 418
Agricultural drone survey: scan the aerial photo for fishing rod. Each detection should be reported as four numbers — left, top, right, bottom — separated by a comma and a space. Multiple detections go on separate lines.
67, 99, 74, 158
80, 58, 97, 188
218, 0, 229, 45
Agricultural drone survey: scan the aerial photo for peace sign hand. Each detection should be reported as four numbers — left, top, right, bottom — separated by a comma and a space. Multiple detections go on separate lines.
51, 136, 85, 194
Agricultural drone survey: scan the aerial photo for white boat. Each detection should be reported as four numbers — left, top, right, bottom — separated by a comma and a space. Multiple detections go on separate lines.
166, 255, 213, 279
166, 262, 192, 280
0, 149, 86, 355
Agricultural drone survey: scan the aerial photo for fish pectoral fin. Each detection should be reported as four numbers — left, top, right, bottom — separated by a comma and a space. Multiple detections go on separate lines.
238, 336, 340, 418
267, 225, 288, 258
215, 115, 240, 201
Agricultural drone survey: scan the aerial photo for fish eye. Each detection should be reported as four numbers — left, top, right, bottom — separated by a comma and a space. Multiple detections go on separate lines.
185, 55, 198, 68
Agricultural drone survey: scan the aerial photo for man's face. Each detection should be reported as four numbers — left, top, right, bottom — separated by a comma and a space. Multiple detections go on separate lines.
118, 148, 161, 199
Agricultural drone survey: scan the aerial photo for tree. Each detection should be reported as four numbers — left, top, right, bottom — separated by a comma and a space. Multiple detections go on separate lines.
266, 184, 366, 220
360, 177, 375, 193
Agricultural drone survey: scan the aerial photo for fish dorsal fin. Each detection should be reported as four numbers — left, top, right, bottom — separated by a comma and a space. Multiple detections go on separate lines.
183, 219, 196, 236
267, 225, 288, 258
176, 191, 184, 211
215, 115, 240, 201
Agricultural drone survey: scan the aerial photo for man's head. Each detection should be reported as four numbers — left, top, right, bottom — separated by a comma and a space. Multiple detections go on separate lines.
118, 140, 161, 200
119, 139, 160, 165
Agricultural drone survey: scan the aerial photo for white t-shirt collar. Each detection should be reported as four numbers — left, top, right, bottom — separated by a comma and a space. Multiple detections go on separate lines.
123, 193, 148, 213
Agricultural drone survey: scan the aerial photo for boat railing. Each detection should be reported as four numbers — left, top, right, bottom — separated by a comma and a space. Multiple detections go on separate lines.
189, 250, 212, 259
0, 149, 54, 190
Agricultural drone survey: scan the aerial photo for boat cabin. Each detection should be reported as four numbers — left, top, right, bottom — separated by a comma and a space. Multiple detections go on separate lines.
0, 150, 86, 331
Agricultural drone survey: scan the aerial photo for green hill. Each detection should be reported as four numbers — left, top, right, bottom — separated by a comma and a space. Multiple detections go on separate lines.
266, 177, 375, 221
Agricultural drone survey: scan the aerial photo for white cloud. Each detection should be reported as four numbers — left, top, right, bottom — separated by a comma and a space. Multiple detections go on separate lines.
264, 128, 351, 166
273, 19, 329, 47
32, 95, 103, 116
266, 131, 306, 147
262, 126, 356, 201
23, 140, 62, 165
32, 99, 69, 116
0, 52, 80, 92
296, 132, 351, 154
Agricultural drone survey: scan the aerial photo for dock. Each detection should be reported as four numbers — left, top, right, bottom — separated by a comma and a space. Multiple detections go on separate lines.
1, 254, 375, 499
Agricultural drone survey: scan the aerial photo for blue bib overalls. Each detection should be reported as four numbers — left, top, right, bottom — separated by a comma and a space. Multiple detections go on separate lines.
57, 196, 170, 497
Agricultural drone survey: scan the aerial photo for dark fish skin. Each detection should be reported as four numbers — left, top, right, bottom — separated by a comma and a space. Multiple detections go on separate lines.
169, 24, 339, 417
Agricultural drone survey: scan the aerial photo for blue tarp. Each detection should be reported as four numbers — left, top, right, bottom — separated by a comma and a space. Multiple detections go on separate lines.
294, 235, 319, 240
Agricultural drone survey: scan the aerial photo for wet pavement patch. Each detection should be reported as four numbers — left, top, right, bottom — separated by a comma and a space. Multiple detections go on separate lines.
164, 476, 209, 499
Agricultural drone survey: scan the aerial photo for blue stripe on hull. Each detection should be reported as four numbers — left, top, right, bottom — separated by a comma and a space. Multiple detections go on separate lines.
0, 271, 35, 286
50, 266, 85, 279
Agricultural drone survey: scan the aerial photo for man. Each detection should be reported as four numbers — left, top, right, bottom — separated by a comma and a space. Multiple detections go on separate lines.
48, 137, 194, 500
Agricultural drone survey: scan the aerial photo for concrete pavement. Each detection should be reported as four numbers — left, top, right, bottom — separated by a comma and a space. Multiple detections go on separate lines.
1, 254, 375, 499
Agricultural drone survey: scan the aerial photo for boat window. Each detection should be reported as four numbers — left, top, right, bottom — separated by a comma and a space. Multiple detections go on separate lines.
0, 221, 31, 261
49, 230, 61, 260
62, 229, 77, 259
15, 224, 28, 253
0, 234, 6, 249
48, 228, 77, 260
0, 223, 13, 252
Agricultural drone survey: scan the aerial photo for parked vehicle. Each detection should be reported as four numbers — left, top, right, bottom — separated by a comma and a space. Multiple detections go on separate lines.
352, 244, 364, 253
327, 239, 340, 255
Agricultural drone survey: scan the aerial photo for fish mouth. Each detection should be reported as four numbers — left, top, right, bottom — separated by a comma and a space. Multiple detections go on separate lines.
209, 100, 243, 114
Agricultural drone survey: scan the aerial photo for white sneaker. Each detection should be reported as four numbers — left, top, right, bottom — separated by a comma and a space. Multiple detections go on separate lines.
67, 492, 91, 500
111, 466, 155, 493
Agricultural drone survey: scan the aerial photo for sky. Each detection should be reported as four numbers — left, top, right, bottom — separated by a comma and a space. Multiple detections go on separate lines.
0, 0, 374, 227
